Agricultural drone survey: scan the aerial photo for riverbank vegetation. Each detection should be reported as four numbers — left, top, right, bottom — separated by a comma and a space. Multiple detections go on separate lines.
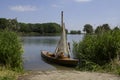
0, 31, 23, 80
73, 28, 120, 75
0, 18, 63, 36
0, 67, 20, 80
19, 22, 63, 35
70, 30, 81, 34
1, 17, 120, 78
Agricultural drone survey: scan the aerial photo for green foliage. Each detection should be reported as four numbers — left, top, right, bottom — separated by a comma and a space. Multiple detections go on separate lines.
0, 18, 18, 31
95, 24, 111, 34
0, 18, 9, 29
70, 30, 81, 34
113, 26, 120, 31
0, 31, 23, 71
19, 23, 32, 33
76, 60, 101, 71
0, 76, 14, 80
83, 24, 93, 34
0, 66, 19, 80
0, 18, 63, 35
73, 30, 120, 74
19, 22, 62, 34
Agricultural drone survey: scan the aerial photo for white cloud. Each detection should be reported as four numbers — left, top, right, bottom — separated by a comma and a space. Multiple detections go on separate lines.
10, 5, 37, 12
75, 0, 92, 2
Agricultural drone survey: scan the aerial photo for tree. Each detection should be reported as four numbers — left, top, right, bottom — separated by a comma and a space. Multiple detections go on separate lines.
7, 18, 19, 31
19, 22, 62, 34
113, 26, 119, 31
95, 26, 102, 34
102, 24, 111, 31
0, 18, 19, 31
83, 24, 93, 34
0, 18, 63, 34
19, 23, 31, 32
0, 18, 9, 29
70, 30, 81, 34
95, 24, 111, 34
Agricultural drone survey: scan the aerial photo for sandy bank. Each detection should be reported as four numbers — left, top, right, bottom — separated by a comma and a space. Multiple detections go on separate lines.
19, 70, 120, 80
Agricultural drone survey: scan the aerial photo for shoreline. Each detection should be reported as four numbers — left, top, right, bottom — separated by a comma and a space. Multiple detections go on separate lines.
18, 70, 120, 80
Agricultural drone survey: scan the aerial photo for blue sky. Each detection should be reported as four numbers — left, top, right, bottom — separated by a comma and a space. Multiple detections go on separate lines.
0, 0, 120, 31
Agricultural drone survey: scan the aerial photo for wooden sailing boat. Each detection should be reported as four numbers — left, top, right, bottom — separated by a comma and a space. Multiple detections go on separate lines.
41, 11, 78, 66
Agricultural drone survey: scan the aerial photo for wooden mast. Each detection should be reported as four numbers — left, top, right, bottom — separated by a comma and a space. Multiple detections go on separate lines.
61, 11, 64, 28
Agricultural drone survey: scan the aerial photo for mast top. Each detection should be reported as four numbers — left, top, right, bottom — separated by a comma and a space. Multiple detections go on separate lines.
61, 11, 64, 27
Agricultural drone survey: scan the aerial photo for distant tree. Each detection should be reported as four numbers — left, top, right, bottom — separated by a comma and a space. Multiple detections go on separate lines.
113, 26, 120, 31
19, 22, 62, 34
95, 24, 111, 34
8, 18, 19, 31
83, 24, 93, 34
0, 18, 9, 29
102, 24, 111, 31
42, 23, 61, 33
0, 18, 19, 31
95, 26, 102, 34
0, 18, 64, 34
18, 23, 28, 32
78, 30, 81, 34
70, 30, 76, 34
70, 30, 81, 34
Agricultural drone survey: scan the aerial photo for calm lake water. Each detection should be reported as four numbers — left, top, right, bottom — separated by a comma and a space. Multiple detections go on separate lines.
22, 34, 83, 71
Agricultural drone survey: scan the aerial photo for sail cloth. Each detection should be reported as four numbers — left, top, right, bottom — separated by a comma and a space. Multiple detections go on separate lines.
55, 23, 69, 55
55, 11, 70, 57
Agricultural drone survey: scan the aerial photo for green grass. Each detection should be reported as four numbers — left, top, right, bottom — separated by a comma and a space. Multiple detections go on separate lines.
0, 67, 20, 80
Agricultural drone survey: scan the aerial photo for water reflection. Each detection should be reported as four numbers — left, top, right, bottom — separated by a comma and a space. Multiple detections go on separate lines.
22, 34, 83, 71
22, 36, 59, 45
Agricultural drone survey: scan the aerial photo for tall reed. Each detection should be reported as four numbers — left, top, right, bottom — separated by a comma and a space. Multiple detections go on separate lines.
73, 30, 120, 74
0, 30, 23, 71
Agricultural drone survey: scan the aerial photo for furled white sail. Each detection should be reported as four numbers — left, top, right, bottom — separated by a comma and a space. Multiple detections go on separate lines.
55, 11, 70, 57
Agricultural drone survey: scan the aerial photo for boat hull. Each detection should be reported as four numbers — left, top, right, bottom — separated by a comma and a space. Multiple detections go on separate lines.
41, 51, 78, 67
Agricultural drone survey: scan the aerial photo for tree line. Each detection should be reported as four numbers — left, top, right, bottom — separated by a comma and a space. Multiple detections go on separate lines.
83, 24, 120, 34
70, 24, 119, 34
70, 30, 81, 34
19, 22, 63, 34
0, 18, 120, 35
0, 18, 62, 34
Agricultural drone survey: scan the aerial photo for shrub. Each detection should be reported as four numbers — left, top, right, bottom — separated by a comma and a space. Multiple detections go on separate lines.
73, 30, 120, 74
0, 31, 23, 71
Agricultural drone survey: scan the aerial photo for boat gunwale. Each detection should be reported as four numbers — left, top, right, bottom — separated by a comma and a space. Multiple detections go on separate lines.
41, 51, 78, 67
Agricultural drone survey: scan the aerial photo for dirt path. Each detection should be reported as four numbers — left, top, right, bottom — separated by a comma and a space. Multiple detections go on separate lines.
19, 70, 120, 80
